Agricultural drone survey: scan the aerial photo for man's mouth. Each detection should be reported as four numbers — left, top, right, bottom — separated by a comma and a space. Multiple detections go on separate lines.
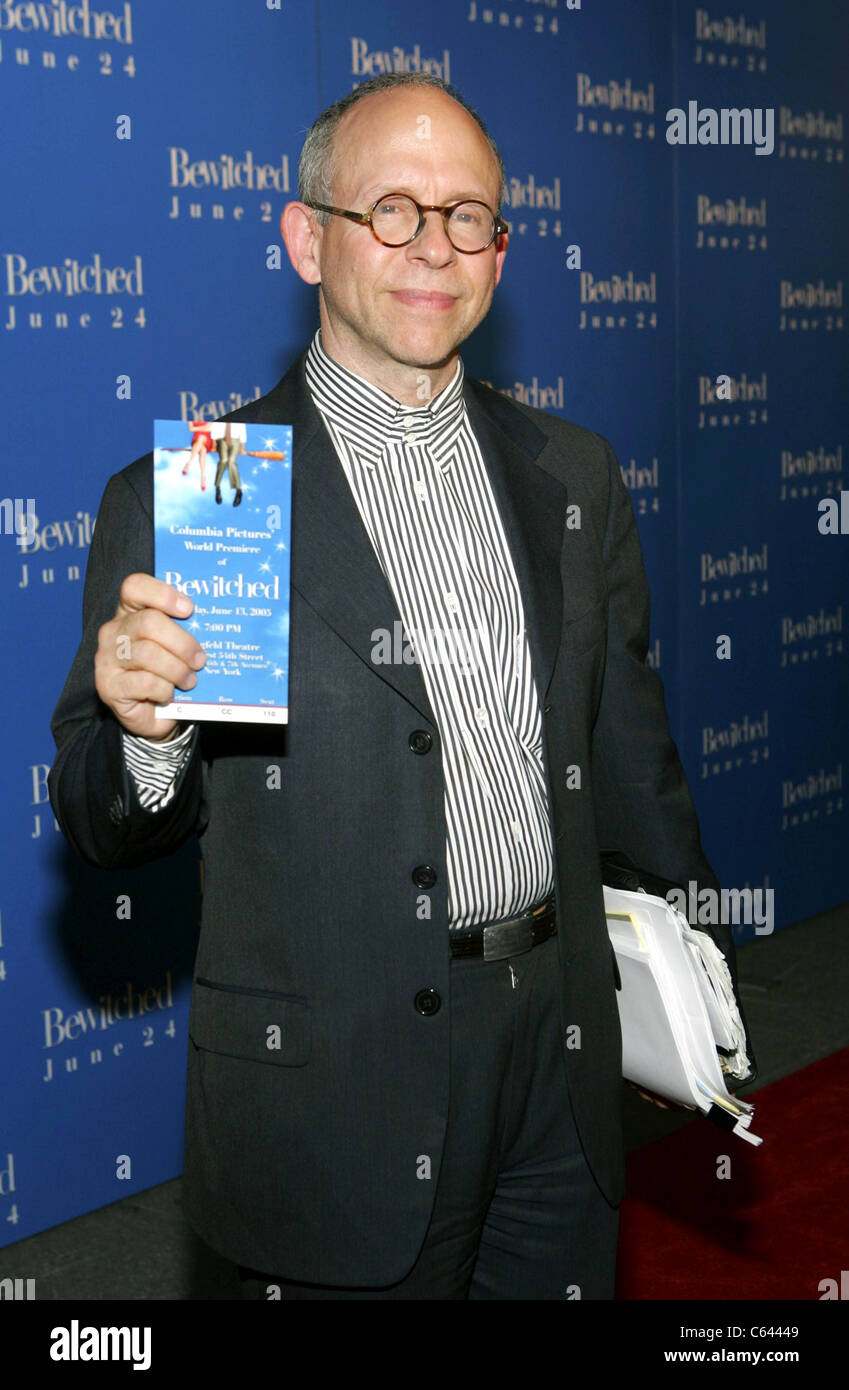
389, 290, 457, 308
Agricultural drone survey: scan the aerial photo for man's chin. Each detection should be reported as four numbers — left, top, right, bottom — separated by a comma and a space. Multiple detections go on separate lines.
379, 325, 465, 372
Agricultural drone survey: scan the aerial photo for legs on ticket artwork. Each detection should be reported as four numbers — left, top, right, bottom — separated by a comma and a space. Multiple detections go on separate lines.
183, 421, 213, 491
173, 421, 252, 504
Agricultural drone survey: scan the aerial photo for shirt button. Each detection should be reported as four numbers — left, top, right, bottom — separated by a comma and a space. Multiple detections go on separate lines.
511, 821, 523, 841
445, 592, 458, 612
475, 708, 489, 728
414, 480, 427, 501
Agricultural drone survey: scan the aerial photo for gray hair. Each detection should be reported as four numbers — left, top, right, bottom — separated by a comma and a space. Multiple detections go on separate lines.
298, 73, 507, 227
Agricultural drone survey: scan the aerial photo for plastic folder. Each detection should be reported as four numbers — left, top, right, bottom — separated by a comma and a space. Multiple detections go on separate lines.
603, 875, 762, 1147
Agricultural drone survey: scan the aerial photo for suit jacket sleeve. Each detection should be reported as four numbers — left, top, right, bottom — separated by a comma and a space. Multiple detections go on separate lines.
589, 437, 744, 993
48, 466, 207, 869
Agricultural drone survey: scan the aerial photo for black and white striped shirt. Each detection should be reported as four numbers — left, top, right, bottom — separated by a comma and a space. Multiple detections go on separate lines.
123, 329, 554, 928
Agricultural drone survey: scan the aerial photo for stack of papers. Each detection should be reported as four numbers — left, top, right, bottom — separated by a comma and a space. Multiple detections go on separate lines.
604, 883, 762, 1146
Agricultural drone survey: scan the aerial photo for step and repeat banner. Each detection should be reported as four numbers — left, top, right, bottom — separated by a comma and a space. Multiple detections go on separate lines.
1, 1, 846, 1245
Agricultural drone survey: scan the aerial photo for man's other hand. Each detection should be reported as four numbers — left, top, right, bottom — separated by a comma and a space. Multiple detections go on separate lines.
627, 1081, 689, 1113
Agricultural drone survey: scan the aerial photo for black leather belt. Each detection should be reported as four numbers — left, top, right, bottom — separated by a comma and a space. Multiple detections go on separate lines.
450, 894, 557, 962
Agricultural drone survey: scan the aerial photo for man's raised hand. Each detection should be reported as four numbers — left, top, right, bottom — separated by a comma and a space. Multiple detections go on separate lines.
94, 573, 206, 741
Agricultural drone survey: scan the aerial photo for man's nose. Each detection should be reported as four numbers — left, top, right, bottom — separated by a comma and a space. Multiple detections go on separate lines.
408, 210, 456, 260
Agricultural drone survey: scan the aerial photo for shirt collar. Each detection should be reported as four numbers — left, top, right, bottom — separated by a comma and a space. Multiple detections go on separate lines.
304, 327, 467, 466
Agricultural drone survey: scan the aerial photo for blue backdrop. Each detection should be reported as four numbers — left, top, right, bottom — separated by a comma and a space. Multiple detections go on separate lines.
1, 0, 846, 1245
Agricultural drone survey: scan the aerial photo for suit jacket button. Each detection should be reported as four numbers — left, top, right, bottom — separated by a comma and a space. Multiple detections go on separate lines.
414, 988, 441, 1016
409, 730, 433, 755
412, 864, 437, 889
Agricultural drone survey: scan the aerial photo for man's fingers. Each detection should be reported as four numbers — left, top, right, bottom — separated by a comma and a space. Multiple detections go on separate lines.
94, 579, 207, 738
111, 667, 184, 710
91, 575, 209, 739
117, 572, 194, 620
121, 606, 206, 670
629, 1083, 674, 1111
96, 618, 204, 718
100, 606, 206, 677
111, 636, 201, 692
631, 1084, 689, 1114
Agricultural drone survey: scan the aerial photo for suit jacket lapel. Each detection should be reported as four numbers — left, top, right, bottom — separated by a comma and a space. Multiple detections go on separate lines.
247, 350, 569, 725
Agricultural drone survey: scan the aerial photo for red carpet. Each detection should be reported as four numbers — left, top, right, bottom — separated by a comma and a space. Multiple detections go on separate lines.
616, 1047, 849, 1299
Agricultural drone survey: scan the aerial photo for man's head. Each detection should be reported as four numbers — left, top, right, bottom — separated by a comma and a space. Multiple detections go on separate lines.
281, 74, 509, 404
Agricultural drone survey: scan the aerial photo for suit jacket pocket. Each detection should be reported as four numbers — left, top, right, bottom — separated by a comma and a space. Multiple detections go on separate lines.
189, 977, 312, 1067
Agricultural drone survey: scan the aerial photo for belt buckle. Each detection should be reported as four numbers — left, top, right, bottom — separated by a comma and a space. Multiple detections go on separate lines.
482, 918, 534, 963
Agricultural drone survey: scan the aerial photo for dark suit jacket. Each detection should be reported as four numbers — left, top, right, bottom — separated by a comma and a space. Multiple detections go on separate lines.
49, 347, 745, 1286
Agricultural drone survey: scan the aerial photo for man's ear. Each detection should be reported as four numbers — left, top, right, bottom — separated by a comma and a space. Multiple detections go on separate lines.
493, 231, 508, 289
280, 202, 322, 286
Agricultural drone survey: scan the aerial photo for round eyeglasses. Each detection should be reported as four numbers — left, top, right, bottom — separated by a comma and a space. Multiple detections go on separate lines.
305, 193, 508, 254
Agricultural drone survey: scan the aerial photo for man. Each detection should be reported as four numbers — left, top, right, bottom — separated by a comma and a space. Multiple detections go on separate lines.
49, 73, 751, 1300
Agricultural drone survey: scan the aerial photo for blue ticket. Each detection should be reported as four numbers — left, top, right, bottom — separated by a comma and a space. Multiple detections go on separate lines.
152, 418, 292, 724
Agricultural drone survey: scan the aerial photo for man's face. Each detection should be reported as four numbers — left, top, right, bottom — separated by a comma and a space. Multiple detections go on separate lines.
291, 88, 507, 390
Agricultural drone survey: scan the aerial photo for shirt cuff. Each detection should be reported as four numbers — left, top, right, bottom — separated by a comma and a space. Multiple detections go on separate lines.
121, 724, 196, 811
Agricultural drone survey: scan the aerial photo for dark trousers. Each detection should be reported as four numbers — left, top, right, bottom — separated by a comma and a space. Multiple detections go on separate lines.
236, 929, 619, 1299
